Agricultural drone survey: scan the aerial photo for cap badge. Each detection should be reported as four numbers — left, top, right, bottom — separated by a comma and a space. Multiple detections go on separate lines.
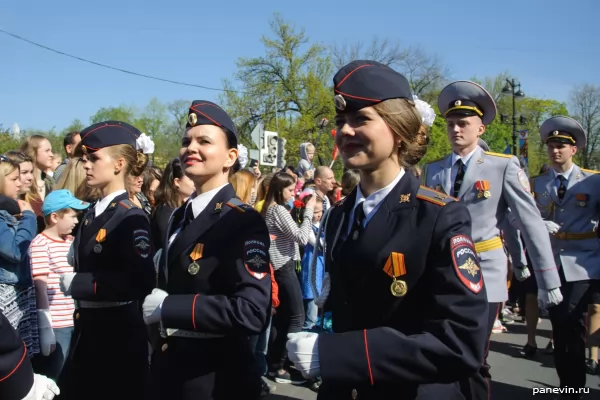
552, 130, 559, 136
454, 100, 462, 106
81, 145, 88, 154
334, 94, 347, 111
188, 113, 198, 127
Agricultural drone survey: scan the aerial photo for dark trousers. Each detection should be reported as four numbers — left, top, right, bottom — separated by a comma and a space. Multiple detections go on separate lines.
268, 261, 305, 369
548, 270, 597, 391
462, 302, 500, 400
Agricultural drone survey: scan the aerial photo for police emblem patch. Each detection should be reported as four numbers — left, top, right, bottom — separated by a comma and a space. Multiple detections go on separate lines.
450, 235, 483, 294
133, 229, 151, 259
518, 170, 531, 193
243, 239, 269, 280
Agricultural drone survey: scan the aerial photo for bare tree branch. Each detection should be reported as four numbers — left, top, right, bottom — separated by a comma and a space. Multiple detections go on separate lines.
570, 84, 600, 168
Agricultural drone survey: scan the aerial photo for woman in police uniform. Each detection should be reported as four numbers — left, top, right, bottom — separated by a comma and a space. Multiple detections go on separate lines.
142, 100, 271, 400
286, 61, 489, 399
58, 121, 154, 400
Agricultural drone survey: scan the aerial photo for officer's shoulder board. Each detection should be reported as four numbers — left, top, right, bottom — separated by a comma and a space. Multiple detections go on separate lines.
484, 151, 513, 159
416, 186, 457, 207
581, 168, 600, 175
225, 197, 256, 213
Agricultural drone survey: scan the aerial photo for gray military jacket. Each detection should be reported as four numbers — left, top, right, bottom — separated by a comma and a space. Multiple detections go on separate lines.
531, 164, 600, 282
422, 146, 561, 302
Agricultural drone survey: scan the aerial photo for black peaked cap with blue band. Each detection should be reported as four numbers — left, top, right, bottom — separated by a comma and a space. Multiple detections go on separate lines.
438, 81, 497, 126
333, 60, 412, 112
186, 100, 238, 139
540, 116, 586, 149
80, 121, 140, 153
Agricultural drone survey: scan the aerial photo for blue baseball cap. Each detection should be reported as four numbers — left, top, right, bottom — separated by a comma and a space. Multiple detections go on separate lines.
42, 189, 90, 216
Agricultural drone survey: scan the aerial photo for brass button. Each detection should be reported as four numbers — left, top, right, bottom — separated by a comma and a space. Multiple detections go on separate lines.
75, 313, 80, 320
161, 343, 168, 352
351, 388, 358, 399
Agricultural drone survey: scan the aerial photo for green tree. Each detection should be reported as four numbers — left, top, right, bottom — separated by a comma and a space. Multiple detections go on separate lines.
218, 13, 337, 175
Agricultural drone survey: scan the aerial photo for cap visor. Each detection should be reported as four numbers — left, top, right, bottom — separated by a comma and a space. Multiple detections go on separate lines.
68, 200, 91, 210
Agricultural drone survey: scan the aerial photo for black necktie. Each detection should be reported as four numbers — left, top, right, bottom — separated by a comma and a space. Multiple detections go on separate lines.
453, 159, 465, 198
180, 206, 194, 231
557, 175, 567, 201
351, 202, 366, 240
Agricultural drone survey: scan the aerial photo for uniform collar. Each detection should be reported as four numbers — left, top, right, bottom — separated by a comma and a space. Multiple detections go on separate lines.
353, 169, 405, 218
451, 146, 478, 167
552, 165, 574, 181
187, 183, 229, 218
94, 190, 127, 217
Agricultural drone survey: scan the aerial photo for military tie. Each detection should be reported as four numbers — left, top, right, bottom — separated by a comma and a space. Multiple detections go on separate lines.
557, 175, 567, 201
453, 159, 465, 198
351, 202, 366, 240
180, 206, 195, 231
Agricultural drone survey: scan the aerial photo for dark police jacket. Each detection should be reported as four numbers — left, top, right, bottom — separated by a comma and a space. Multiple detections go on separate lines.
158, 183, 271, 338
318, 172, 489, 400
0, 313, 34, 400
70, 192, 154, 301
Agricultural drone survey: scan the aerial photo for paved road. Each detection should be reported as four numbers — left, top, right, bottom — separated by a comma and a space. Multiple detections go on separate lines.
265, 318, 600, 399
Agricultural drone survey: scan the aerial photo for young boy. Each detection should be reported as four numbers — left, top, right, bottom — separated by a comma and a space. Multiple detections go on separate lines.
30, 189, 89, 380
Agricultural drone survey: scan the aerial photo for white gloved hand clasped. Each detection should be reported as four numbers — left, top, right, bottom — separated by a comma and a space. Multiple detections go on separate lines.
142, 288, 168, 325
513, 267, 531, 282
37, 310, 56, 357
22, 373, 60, 400
538, 287, 563, 309
59, 273, 76, 296
286, 332, 321, 379
544, 220, 561, 234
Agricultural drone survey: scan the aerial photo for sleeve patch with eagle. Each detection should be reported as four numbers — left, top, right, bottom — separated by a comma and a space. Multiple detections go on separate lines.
450, 235, 483, 294
243, 240, 269, 280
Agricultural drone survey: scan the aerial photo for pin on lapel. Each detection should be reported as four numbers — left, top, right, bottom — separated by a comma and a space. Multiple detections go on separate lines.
476, 157, 483, 164
399, 194, 411, 203
214, 202, 223, 211
110, 202, 116, 208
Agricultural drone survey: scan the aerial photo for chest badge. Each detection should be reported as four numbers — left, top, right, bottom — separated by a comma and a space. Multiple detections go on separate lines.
475, 180, 491, 199
383, 252, 407, 297
94, 229, 107, 253
188, 243, 204, 275
399, 193, 411, 203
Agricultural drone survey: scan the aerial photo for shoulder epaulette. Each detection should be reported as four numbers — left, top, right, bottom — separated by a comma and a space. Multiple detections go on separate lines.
416, 186, 457, 207
118, 200, 137, 209
225, 197, 255, 213
581, 168, 600, 174
484, 151, 513, 159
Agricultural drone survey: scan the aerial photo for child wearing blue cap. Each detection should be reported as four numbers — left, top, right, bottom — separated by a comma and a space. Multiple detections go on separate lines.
29, 189, 89, 381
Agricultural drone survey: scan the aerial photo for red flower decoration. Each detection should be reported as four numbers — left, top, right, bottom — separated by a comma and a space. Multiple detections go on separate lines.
293, 200, 305, 208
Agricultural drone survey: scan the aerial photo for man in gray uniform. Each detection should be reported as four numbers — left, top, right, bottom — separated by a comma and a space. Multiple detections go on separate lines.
530, 116, 600, 398
421, 81, 562, 400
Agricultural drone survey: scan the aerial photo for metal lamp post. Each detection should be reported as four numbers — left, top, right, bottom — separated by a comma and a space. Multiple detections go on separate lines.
500, 79, 526, 155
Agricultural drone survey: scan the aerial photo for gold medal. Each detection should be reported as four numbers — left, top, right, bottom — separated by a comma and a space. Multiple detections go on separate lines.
93, 243, 102, 253
484, 190, 491, 199
390, 279, 407, 297
188, 262, 200, 275
477, 191, 483, 199
188, 243, 204, 275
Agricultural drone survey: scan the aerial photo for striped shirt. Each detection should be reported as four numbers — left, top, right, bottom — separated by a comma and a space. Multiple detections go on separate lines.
265, 204, 313, 269
30, 233, 75, 329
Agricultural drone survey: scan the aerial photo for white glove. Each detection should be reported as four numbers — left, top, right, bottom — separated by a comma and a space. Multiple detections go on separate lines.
37, 310, 56, 357
59, 273, 76, 296
314, 273, 330, 308
286, 332, 320, 379
22, 373, 60, 400
143, 288, 168, 325
538, 287, 563, 309
544, 220, 561, 234
513, 267, 531, 282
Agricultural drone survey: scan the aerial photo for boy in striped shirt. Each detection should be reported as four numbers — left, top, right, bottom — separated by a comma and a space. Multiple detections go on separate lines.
30, 189, 90, 380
